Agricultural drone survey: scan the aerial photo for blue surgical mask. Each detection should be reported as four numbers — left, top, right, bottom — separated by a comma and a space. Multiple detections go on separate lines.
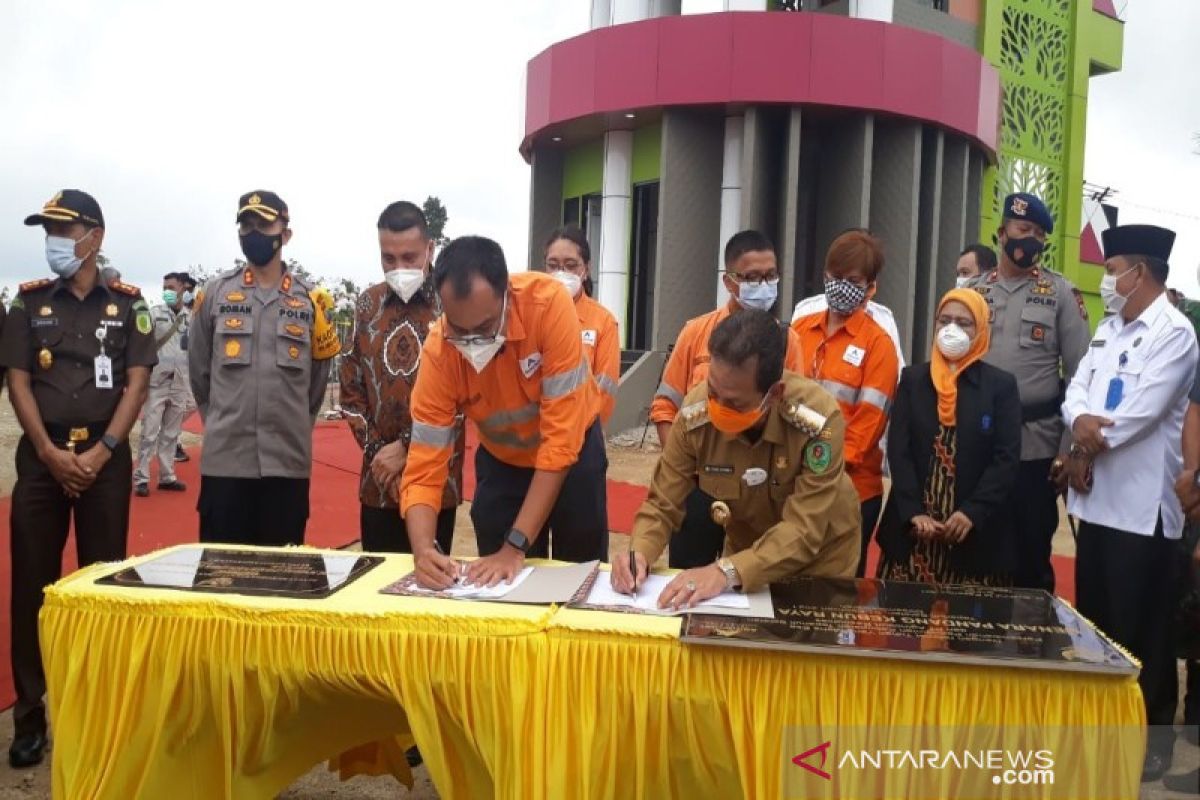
182, 289, 195, 306
736, 279, 779, 312
45, 232, 91, 279
162, 289, 179, 306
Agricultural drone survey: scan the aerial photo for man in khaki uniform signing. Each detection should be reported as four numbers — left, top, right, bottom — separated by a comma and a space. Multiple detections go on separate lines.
613, 310, 860, 608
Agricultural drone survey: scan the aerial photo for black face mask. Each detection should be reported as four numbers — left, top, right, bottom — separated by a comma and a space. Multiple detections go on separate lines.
240, 230, 282, 267
1003, 235, 1044, 270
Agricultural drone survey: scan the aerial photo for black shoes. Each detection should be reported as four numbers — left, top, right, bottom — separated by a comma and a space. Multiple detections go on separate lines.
405, 746, 423, 768
157, 480, 187, 492
8, 731, 48, 768
174, 445, 189, 462
1164, 768, 1199, 795
1142, 749, 1171, 783
134, 483, 149, 497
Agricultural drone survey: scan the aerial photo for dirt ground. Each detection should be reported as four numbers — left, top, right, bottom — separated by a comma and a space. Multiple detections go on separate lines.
0, 411, 1162, 799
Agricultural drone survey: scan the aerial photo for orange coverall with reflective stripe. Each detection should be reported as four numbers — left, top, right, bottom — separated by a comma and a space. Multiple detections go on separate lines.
575, 292, 620, 425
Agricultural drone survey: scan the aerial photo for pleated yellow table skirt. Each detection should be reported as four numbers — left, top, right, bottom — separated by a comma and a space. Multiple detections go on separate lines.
39, 545, 1146, 799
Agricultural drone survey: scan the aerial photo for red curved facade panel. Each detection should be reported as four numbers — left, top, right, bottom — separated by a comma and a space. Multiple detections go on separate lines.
522, 11, 1000, 159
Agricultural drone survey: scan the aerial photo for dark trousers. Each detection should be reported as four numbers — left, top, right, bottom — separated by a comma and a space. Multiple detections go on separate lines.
668, 488, 727, 568
360, 504, 455, 554
1076, 518, 1178, 756
198, 476, 310, 546
11, 435, 131, 736
471, 421, 608, 561
1011, 458, 1060, 591
855, 495, 884, 578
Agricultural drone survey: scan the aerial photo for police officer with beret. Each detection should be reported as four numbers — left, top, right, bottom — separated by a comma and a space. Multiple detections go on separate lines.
188, 191, 336, 546
0, 190, 156, 767
968, 192, 1091, 591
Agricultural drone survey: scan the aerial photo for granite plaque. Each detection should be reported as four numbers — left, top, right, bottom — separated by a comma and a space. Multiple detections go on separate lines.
96, 547, 383, 599
682, 577, 1138, 675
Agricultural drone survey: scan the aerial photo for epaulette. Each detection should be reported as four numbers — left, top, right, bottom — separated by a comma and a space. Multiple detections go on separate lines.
680, 400, 709, 432
18, 278, 52, 294
108, 279, 142, 297
783, 401, 827, 437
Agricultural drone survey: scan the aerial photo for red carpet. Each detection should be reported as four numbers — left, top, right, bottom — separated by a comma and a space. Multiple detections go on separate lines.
0, 416, 1076, 712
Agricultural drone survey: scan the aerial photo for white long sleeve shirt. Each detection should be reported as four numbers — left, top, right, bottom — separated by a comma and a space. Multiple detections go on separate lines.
1062, 292, 1198, 538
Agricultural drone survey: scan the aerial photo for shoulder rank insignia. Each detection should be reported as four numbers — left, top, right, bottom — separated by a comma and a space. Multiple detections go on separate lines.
680, 400, 709, 432
108, 280, 141, 297
1071, 287, 1089, 322
783, 402, 827, 438
18, 278, 52, 294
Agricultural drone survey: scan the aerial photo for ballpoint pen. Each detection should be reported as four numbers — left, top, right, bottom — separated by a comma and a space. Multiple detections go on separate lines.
627, 549, 639, 597
434, 541, 465, 583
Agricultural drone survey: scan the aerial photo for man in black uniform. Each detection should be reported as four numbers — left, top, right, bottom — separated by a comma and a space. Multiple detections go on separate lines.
0, 190, 156, 768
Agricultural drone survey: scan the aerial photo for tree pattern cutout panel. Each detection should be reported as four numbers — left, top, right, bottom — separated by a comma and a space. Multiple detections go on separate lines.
992, 0, 1072, 271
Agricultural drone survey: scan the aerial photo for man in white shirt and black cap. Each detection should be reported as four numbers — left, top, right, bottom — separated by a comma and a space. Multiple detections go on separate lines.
1062, 223, 1198, 783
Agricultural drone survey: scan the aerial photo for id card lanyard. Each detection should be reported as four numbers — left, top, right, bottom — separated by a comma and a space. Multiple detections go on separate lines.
1104, 352, 1125, 411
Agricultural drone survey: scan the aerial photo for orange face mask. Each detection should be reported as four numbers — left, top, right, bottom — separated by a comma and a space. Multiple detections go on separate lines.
707, 396, 767, 435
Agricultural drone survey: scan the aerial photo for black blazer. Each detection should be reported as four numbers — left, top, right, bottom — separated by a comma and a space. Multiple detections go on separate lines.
877, 360, 1022, 576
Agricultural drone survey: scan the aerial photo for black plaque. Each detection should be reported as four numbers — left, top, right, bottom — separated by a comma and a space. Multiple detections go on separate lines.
682, 577, 1138, 675
96, 547, 383, 599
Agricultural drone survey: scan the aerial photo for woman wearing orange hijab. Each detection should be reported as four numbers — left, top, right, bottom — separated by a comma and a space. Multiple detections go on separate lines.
875, 288, 1022, 585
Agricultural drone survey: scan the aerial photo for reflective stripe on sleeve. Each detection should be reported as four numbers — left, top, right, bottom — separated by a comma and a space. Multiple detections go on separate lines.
860, 387, 892, 413
596, 373, 618, 397
411, 421, 456, 448
654, 381, 684, 406
542, 358, 590, 400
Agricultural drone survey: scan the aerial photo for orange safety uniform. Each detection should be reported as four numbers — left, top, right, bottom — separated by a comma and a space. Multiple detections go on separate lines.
650, 300, 805, 424
791, 307, 899, 501
575, 292, 620, 425
400, 272, 601, 516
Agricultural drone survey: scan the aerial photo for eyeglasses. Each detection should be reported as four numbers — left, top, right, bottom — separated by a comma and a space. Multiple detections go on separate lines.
726, 270, 779, 286
443, 293, 508, 346
545, 259, 583, 272
935, 315, 976, 330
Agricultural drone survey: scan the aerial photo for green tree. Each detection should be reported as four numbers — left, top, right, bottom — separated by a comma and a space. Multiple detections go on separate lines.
423, 196, 450, 247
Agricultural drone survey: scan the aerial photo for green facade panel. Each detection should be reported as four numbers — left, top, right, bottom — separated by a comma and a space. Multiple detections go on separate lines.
562, 139, 604, 201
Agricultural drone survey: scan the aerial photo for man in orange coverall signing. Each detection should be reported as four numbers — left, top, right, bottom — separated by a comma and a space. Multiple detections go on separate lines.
401, 235, 608, 588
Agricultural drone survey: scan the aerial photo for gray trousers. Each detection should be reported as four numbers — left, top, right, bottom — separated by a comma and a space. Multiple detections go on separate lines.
134, 370, 189, 484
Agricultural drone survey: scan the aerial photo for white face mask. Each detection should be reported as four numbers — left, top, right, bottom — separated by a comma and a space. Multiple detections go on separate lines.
552, 270, 583, 299
45, 232, 91, 279
385, 268, 426, 302
936, 323, 972, 360
955, 275, 973, 289
452, 338, 505, 374
448, 292, 508, 374
1099, 268, 1136, 314
736, 278, 779, 312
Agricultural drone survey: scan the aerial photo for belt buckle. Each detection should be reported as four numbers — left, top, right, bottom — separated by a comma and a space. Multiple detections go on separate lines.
67, 427, 88, 453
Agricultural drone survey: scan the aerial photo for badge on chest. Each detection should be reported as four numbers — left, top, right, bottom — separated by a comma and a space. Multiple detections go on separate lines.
842, 345, 866, 367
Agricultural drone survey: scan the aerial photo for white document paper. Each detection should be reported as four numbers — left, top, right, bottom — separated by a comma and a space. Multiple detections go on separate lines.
585, 571, 751, 615
411, 566, 535, 600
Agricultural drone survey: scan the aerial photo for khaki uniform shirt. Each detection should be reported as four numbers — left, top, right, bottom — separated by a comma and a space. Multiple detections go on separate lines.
0, 277, 157, 425
189, 267, 332, 479
631, 372, 861, 590
969, 266, 1091, 460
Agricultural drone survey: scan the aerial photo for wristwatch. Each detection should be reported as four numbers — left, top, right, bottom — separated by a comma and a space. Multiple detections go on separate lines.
1192, 470, 1200, 490
1068, 443, 1088, 460
504, 528, 530, 553
100, 434, 119, 452
717, 558, 741, 591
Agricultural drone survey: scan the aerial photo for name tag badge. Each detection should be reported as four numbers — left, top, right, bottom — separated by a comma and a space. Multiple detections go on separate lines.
581, 329, 597, 347
520, 352, 542, 378
843, 345, 866, 367
94, 354, 114, 389
1104, 376, 1123, 411
1090, 339, 1106, 349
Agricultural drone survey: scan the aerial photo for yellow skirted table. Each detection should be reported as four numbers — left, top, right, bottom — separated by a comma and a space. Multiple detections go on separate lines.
40, 545, 1146, 799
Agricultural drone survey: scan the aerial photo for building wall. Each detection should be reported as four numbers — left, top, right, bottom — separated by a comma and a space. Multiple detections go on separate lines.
562, 140, 604, 201
527, 146, 565, 270
631, 124, 663, 185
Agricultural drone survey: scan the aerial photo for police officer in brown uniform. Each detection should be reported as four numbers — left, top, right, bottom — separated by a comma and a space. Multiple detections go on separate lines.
0, 190, 156, 767
188, 191, 335, 545
612, 310, 860, 607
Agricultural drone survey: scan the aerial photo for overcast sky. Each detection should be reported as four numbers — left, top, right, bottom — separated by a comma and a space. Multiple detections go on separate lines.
1, 0, 1196, 299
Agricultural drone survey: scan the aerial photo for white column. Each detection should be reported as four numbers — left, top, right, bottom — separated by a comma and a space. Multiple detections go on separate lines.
612, 0, 651, 24
716, 115, 744, 309
597, 131, 634, 336
590, 0, 612, 29
849, 0, 894, 22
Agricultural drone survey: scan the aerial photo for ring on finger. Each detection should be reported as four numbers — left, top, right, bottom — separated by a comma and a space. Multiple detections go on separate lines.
686, 580, 697, 592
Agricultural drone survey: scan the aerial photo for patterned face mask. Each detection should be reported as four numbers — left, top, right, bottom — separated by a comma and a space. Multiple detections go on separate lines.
824, 277, 868, 315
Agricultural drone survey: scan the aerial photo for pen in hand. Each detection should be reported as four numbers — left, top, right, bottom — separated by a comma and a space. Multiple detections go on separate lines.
434, 540, 464, 584
627, 549, 639, 597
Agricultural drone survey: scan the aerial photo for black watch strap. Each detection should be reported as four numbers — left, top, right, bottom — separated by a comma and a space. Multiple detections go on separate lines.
100, 434, 119, 452
504, 528, 530, 553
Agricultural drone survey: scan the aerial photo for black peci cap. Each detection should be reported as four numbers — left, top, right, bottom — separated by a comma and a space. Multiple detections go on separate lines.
1101, 224, 1176, 263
